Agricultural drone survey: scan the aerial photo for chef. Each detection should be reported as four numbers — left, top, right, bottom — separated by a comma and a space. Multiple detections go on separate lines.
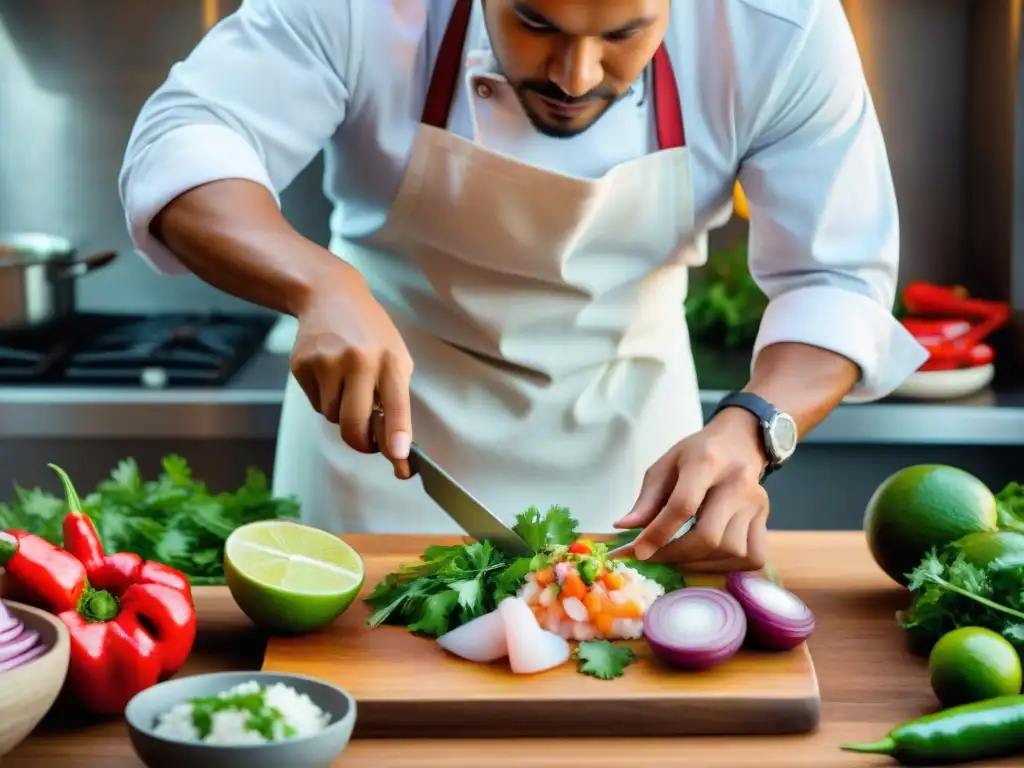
119, 0, 928, 569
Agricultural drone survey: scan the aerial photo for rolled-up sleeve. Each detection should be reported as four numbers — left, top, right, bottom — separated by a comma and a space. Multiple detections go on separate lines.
118, 0, 354, 275
737, 0, 929, 402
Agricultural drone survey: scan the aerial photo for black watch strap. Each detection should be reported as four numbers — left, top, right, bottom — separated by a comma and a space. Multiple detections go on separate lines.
710, 391, 781, 479
711, 391, 778, 425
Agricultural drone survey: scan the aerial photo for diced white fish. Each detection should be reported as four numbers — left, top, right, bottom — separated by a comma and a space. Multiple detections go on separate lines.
497, 597, 571, 675
561, 597, 588, 623
436, 609, 508, 663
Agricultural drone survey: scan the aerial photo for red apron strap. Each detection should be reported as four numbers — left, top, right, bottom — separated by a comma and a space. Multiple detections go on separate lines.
421, 0, 473, 127
423, 0, 686, 149
652, 46, 685, 149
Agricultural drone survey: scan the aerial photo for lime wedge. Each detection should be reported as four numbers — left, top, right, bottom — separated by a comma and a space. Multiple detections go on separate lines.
224, 520, 365, 635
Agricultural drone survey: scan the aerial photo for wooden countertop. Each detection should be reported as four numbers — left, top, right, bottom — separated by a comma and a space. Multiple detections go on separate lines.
4, 531, 1019, 767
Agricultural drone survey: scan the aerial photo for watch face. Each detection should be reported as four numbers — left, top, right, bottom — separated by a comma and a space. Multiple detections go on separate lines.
769, 414, 798, 460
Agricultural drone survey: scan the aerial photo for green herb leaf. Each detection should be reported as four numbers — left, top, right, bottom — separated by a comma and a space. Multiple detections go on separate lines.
408, 590, 461, 637
512, 505, 579, 550
0, 455, 300, 584
622, 559, 686, 592
899, 545, 1024, 655
997, 482, 1024, 534
573, 640, 637, 680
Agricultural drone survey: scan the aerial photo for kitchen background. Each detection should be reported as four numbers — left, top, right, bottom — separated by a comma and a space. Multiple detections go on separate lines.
0, 0, 1022, 530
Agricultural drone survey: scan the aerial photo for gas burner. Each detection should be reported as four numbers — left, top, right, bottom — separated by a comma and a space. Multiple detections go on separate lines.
0, 313, 275, 386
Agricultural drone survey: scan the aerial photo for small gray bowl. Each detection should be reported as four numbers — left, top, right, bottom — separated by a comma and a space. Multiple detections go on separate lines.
125, 671, 356, 768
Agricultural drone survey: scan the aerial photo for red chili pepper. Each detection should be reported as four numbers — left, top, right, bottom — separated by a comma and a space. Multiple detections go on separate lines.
0, 530, 88, 613
50, 464, 193, 604
568, 541, 592, 555
901, 282, 1011, 366
58, 580, 197, 714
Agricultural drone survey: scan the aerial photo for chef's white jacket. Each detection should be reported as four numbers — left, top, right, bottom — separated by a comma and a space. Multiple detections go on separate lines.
119, 0, 929, 401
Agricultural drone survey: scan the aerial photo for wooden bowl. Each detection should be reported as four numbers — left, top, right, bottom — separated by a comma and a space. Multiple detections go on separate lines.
0, 600, 71, 758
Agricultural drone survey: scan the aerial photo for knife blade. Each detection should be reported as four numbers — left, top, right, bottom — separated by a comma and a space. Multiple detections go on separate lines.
407, 442, 536, 559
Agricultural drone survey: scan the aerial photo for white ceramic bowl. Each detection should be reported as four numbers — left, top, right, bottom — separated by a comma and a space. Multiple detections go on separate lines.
125, 671, 357, 768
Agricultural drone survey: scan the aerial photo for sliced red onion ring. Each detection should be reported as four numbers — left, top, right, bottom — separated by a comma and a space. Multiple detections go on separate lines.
0, 619, 24, 645
0, 642, 47, 673
725, 571, 815, 651
0, 628, 39, 663
643, 587, 747, 670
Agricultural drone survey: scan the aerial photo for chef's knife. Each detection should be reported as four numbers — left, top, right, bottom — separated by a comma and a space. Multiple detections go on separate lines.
408, 443, 536, 559
369, 411, 535, 559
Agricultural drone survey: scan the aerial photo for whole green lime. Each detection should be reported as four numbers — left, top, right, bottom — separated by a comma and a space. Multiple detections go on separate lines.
864, 465, 997, 586
952, 530, 1024, 569
224, 520, 365, 635
929, 626, 1022, 708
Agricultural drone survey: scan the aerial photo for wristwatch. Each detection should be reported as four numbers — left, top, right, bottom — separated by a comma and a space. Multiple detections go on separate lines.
709, 391, 798, 478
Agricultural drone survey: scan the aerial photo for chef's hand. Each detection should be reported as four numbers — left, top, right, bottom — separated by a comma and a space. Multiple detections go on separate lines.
614, 409, 770, 570
289, 274, 415, 479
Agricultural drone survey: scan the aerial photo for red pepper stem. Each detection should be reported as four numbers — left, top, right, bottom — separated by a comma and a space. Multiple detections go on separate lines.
49, 463, 86, 514
78, 586, 120, 623
0, 530, 17, 566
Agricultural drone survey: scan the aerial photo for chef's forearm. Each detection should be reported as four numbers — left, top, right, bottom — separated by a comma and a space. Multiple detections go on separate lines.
150, 179, 363, 316
744, 341, 859, 435
705, 341, 859, 461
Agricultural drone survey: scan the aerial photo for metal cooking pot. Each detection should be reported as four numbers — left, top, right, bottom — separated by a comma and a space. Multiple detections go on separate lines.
0, 233, 117, 332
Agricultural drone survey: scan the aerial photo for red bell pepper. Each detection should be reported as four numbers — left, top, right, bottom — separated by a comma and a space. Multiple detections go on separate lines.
61, 579, 197, 714
50, 463, 193, 604
0, 529, 87, 613
0, 529, 196, 715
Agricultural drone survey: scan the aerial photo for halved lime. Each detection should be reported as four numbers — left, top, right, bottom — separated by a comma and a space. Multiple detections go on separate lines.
224, 520, 365, 635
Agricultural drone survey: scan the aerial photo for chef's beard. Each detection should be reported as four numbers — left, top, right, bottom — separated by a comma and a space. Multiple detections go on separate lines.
513, 80, 621, 138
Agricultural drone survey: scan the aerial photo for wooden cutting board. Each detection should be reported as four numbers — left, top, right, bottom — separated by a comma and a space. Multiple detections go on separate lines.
261, 534, 821, 739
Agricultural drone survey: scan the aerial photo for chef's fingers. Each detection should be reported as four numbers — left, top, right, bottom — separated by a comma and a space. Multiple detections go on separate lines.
377, 354, 414, 479
338, 364, 378, 454
685, 509, 769, 572
314, 364, 344, 424
613, 451, 676, 529
630, 459, 715, 560
292, 363, 323, 416
643, 480, 731, 563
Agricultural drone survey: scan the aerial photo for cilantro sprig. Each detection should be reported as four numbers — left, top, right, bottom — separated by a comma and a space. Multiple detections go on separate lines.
574, 640, 637, 680
898, 546, 1024, 654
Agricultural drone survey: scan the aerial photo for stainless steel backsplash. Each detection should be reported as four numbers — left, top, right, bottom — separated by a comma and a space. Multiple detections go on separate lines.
0, 0, 1015, 315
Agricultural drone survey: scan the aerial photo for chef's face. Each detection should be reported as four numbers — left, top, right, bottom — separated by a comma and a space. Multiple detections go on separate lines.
483, 0, 670, 138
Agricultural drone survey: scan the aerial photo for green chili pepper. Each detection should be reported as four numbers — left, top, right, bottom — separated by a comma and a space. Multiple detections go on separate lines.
840, 694, 1024, 765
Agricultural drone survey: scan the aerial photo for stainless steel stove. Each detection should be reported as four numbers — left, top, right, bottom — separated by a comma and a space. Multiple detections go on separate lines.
0, 313, 276, 387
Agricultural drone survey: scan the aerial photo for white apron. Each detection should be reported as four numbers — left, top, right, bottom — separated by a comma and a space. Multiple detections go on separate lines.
273, 0, 706, 534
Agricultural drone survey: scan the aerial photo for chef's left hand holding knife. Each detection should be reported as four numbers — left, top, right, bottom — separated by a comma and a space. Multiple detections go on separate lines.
616, 343, 861, 571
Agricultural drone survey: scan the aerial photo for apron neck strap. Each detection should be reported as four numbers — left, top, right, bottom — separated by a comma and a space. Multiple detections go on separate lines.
421, 0, 686, 150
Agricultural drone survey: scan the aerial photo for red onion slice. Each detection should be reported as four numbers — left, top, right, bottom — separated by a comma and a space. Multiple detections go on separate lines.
725, 571, 815, 651
0, 598, 13, 632
0, 619, 24, 645
0, 642, 47, 673
643, 587, 747, 670
0, 629, 39, 663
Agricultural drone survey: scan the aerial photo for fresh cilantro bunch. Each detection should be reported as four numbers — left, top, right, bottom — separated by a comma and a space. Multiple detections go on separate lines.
898, 546, 1024, 655
996, 482, 1024, 533
0, 455, 299, 585
365, 505, 579, 637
